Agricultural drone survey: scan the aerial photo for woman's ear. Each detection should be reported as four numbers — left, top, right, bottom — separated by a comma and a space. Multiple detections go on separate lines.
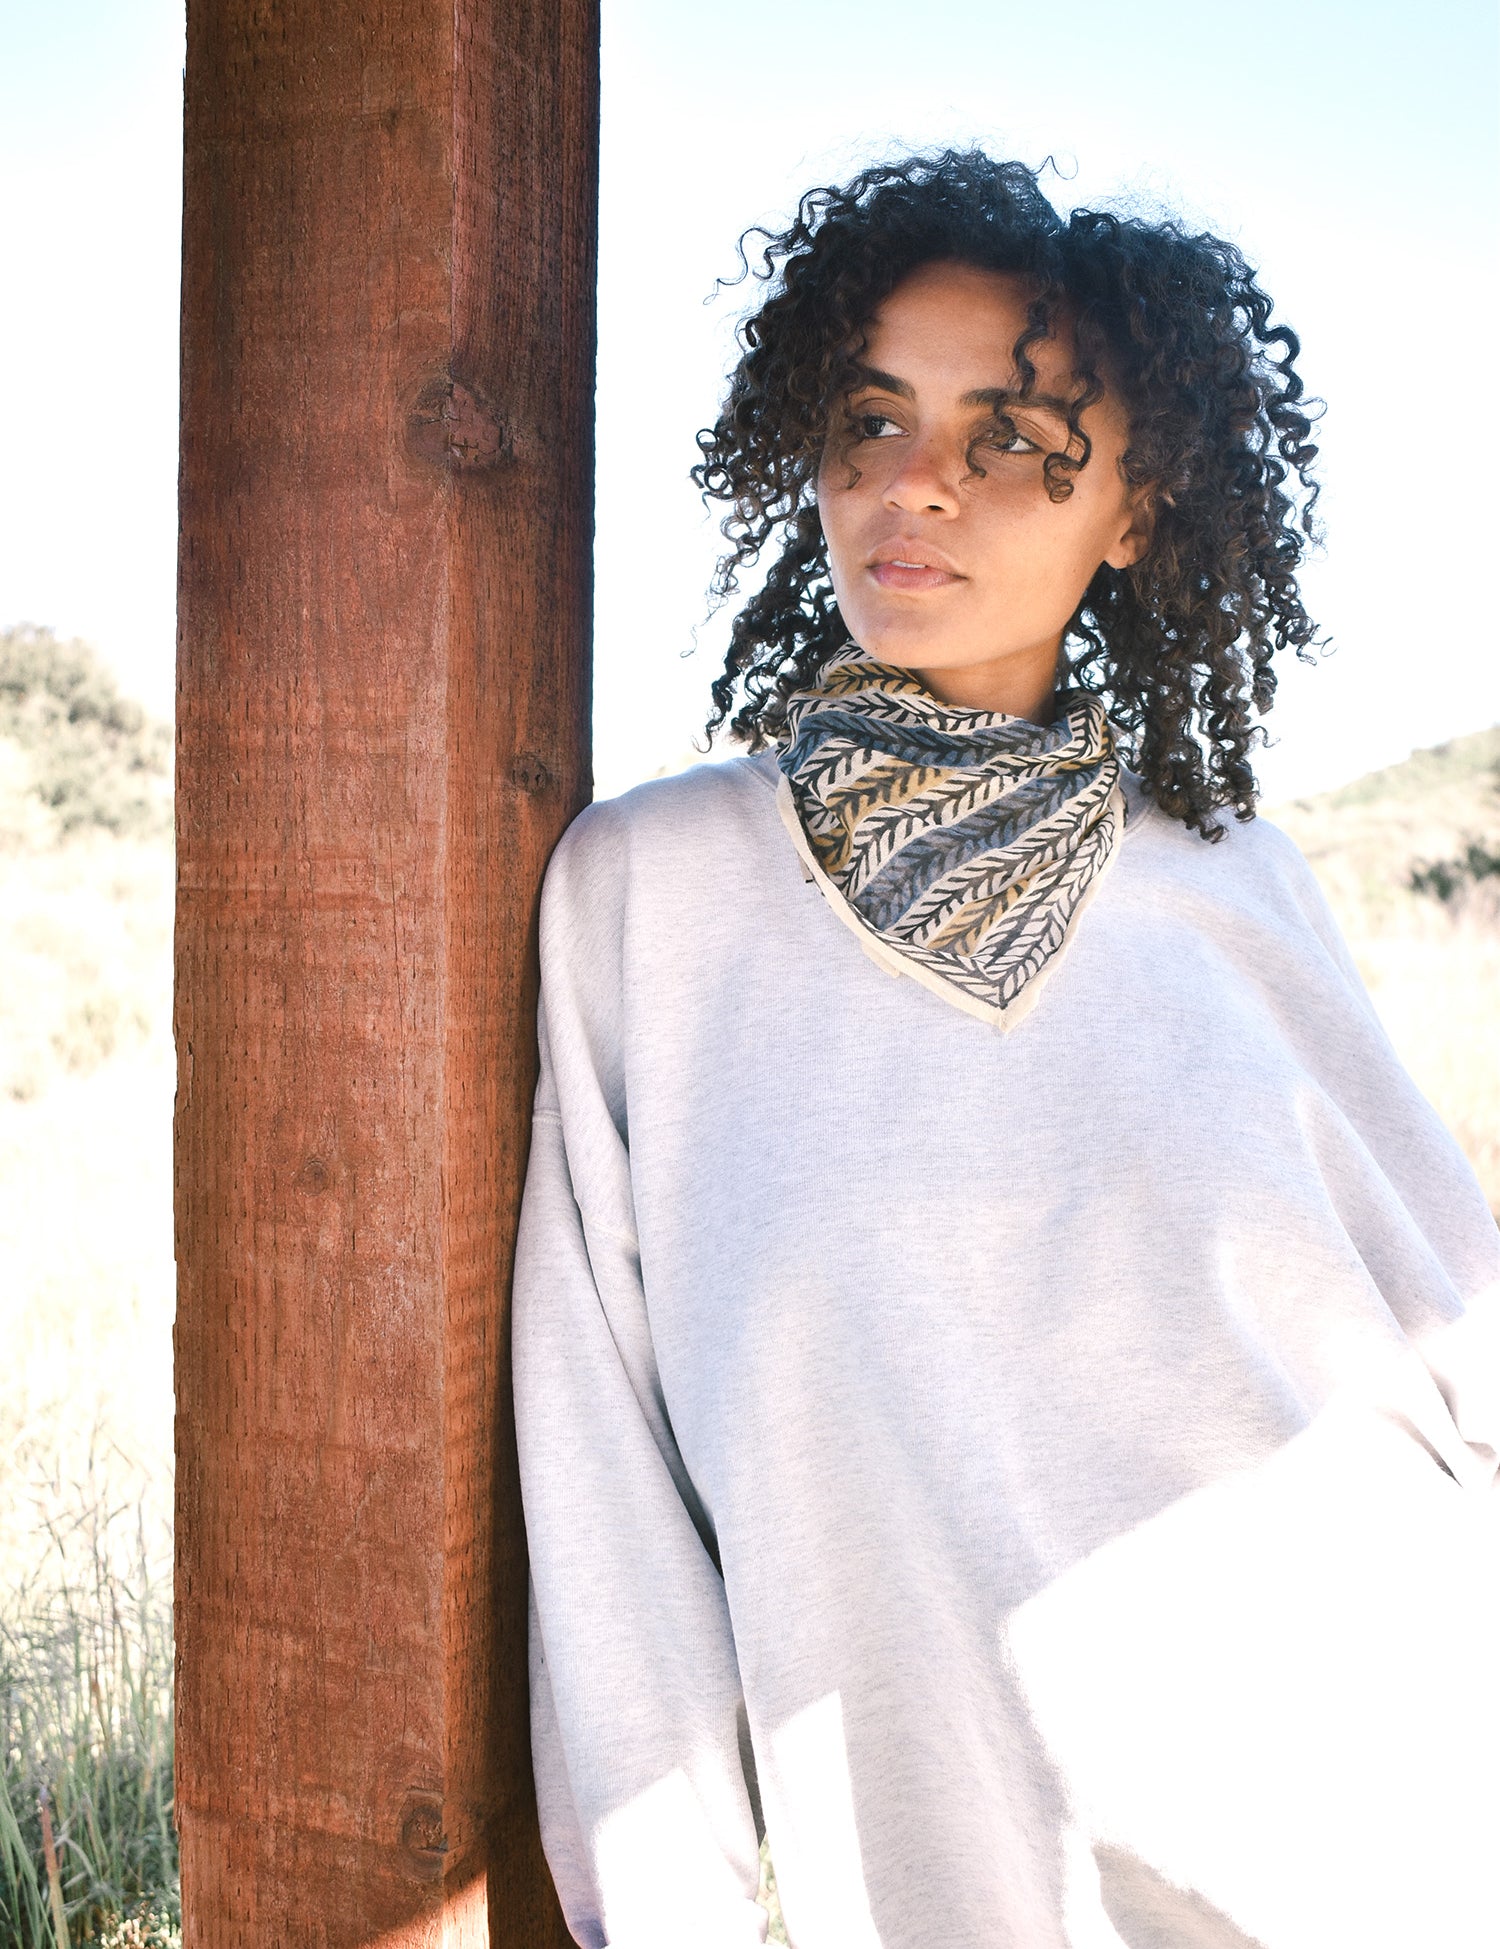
1103, 484, 1157, 571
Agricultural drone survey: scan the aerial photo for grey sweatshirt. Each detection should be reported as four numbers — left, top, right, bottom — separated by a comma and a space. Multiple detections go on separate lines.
512, 750, 1500, 1949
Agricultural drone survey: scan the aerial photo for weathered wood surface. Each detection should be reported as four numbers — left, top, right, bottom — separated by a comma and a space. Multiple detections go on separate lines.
174, 0, 596, 1940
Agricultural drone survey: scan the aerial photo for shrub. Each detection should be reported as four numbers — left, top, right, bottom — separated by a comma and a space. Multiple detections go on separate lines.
1407, 837, 1500, 906
0, 627, 170, 845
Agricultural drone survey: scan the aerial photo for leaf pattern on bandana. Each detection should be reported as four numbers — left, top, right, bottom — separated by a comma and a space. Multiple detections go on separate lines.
777, 648, 1126, 1020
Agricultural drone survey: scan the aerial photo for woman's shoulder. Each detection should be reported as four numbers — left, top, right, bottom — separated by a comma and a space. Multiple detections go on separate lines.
534, 753, 791, 1076
541, 750, 783, 918
1124, 785, 1359, 978
1125, 780, 1322, 886
567, 748, 777, 843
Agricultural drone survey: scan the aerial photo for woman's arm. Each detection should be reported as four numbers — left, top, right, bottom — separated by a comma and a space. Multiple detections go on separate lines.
512, 813, 767, 1949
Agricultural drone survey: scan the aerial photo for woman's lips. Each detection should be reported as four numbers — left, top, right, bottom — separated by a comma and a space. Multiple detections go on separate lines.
869, 560, 962, 593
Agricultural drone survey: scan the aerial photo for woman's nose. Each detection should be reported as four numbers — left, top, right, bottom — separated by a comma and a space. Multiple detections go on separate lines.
882, 435, 962, 515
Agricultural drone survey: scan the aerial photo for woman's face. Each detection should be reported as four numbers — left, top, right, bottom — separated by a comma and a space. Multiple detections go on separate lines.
816, 260, 1152, 720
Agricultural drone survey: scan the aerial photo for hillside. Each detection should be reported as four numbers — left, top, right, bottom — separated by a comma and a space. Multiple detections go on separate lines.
1268, 724, 1500, 1208
1270, 724, 1500, 927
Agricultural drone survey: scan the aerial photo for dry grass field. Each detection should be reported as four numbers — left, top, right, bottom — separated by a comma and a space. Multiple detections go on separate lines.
1, 633, 176, 1941
1, 630, 174, 1596
0, 632, 1495, 1938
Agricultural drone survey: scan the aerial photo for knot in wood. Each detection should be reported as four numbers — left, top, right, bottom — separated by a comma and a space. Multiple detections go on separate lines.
407, 377, 504, 471
398, 1792, 448, 1880
293, 1154, 330, 1194
509, 752, 555, 795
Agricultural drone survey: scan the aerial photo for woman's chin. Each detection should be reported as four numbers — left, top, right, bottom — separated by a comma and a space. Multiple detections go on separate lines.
859, 639, 1000, 680
853, 623, 967, 670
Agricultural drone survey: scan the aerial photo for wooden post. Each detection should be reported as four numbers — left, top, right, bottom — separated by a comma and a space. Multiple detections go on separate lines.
173, 1, 595, 1942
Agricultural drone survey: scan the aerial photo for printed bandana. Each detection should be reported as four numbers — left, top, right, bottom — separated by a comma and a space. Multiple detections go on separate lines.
774, 648, 1127, 1027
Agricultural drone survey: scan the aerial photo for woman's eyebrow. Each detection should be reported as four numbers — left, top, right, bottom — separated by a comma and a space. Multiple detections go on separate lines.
849, 367, 1073, 420
960, 385, 1072, 418
850, 364, 914, 398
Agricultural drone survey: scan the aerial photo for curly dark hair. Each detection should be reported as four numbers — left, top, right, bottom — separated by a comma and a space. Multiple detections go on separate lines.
691, 149, 1324, 837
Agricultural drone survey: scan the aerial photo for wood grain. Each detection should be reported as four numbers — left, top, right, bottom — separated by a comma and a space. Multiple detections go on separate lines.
174, 1, 596, 1940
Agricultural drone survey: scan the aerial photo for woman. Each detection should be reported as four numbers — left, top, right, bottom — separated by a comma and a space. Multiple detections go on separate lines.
513, 152, 1500, 1949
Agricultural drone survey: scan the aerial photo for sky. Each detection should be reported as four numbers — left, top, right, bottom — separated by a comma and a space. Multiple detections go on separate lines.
2, 0, 1497, 802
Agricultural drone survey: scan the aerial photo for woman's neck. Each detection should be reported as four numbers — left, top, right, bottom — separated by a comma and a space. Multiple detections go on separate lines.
909, 647, 1060, 723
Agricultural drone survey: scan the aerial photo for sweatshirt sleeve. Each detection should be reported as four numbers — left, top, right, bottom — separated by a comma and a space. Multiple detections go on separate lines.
1261, 816, 1500, 1487
512, 805, 767, 1949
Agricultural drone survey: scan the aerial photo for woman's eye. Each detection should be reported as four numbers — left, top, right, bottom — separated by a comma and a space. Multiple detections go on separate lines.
981, 422, 1040, 454
853, 411, 903, 440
